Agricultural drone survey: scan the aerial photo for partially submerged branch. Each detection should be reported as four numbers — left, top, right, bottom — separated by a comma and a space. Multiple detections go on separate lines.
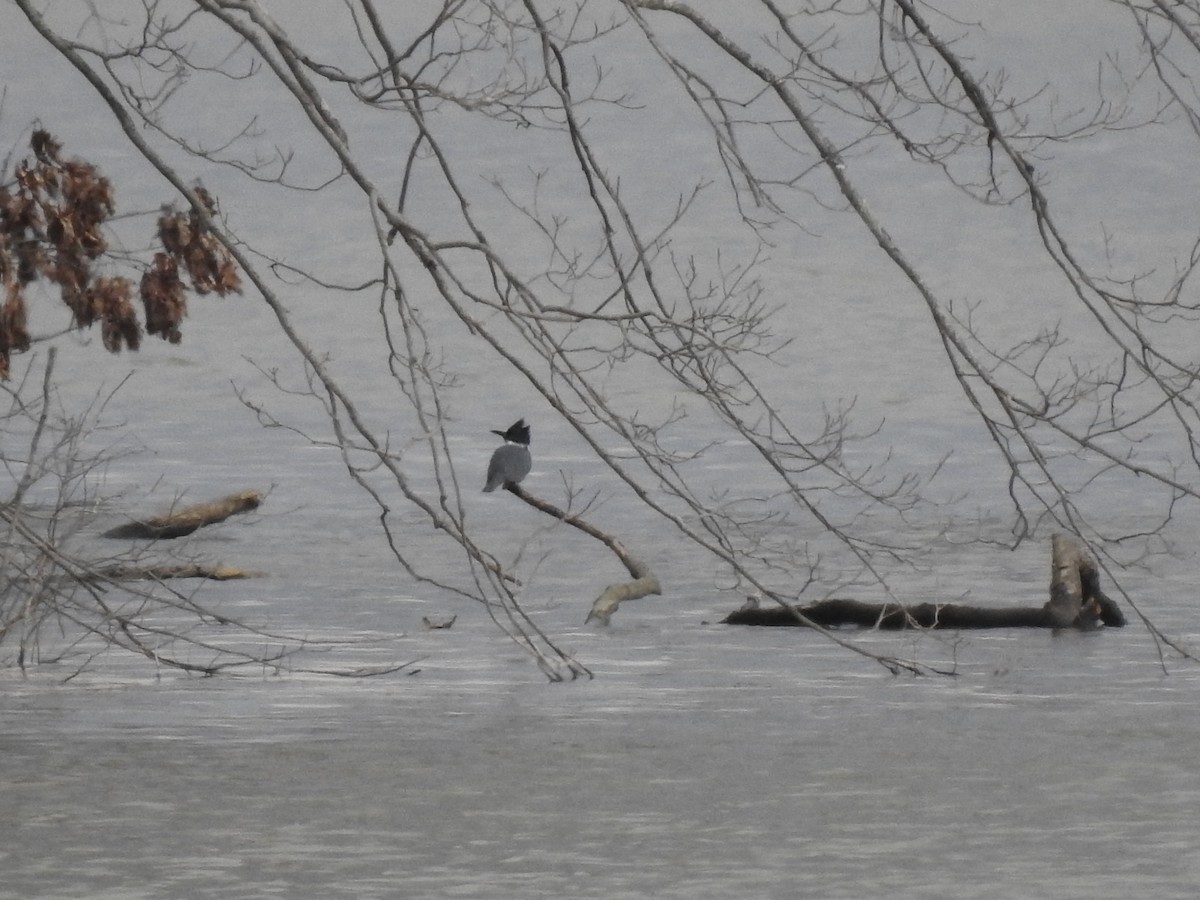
103, 490, 263, 539
503, 483, 662, 624
724, 534, 1126, 630
94, 564, 260, 581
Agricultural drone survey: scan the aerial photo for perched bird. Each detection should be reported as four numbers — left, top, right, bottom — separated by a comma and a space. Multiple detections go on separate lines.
483, 418, 532, 492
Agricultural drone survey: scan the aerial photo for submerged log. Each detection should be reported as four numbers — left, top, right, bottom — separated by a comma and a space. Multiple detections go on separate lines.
723, 534, 1126, 630
95, 565, 259, 581
722, 597, 1121, 629
103, 490, 263, 540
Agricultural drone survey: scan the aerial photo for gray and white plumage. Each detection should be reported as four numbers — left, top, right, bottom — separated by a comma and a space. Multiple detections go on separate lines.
483, 419, 531, 492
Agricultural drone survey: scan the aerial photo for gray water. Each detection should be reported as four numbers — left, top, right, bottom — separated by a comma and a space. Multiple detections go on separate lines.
6, 618, 1200, 899
5, 3, 1200, 898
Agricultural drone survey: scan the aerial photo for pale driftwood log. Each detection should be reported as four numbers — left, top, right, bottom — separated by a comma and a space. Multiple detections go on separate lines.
103, 490, 263, 540
95, 565, 259, 581
503, 483, 661, 625
723, 534, 1126, 629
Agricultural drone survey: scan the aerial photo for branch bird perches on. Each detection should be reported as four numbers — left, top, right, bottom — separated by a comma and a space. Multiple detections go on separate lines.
500, 482, 662, 624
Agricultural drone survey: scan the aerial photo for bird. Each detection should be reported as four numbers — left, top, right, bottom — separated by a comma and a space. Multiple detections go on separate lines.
483, 418, 531, 492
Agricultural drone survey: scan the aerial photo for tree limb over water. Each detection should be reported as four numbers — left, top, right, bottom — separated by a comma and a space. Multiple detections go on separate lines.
8, 1, 1200, 676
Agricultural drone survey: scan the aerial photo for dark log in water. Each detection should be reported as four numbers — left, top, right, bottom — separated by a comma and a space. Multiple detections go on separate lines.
723, 534, 1126, 630
103, 490, 263, 540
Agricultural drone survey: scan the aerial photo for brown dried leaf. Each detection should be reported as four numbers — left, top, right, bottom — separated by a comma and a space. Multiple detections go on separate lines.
0, 283, 31, 356
31, 129, 62, 165
158, 207, 192, 257
156, 202, 241, 298
89, 276, 139, 353
140, 252, 186, 342
61, 159, 115, 229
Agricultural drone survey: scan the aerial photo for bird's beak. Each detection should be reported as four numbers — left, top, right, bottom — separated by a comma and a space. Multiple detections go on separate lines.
490, 430, 504, 438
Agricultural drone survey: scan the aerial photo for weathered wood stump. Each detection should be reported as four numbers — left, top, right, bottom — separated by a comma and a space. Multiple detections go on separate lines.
723, 534, 1126, 630
103, 490, 263, 540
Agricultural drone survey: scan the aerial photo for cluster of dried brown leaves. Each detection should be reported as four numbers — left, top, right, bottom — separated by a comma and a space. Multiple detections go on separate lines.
0, 130, 241, 378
